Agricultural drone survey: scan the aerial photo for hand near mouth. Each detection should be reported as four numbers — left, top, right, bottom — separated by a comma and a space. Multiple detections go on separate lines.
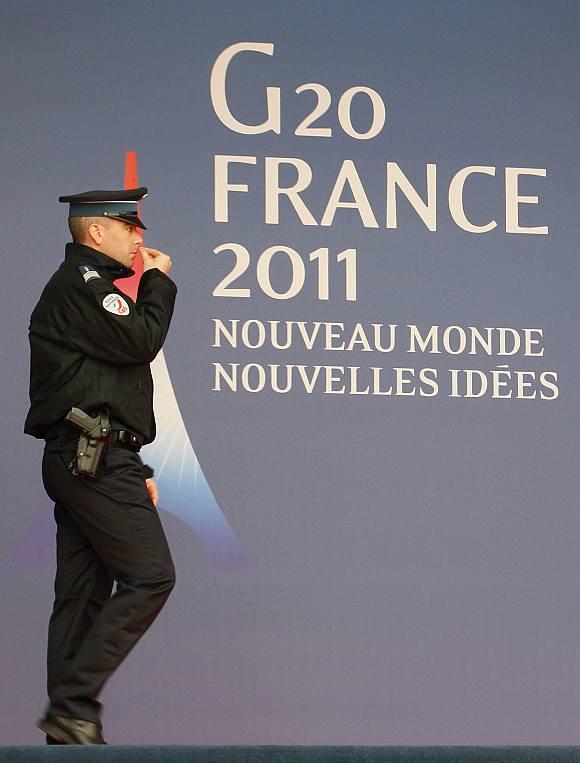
140, 246, 173, 275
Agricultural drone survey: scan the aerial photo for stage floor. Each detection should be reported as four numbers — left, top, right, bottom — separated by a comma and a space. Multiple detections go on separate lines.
2, 747, 580, 762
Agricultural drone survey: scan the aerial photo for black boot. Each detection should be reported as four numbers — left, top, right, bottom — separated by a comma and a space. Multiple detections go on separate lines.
46, 734, 65, 744
37, 713, 107, 745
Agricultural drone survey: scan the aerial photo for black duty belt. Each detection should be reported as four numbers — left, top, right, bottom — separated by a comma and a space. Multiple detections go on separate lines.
46, 425, 143, 451
109, 430, 144, 449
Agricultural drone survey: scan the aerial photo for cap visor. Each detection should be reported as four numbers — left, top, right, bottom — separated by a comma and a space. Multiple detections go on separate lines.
119, 213, 147, 230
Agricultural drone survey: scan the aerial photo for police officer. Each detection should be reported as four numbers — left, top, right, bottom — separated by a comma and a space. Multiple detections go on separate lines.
24, 187, 177, 745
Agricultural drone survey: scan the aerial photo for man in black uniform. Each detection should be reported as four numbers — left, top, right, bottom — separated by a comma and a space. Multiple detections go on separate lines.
24, 187, 177, 745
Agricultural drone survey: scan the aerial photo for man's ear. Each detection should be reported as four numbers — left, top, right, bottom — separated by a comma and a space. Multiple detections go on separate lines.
87, 223, 104, 246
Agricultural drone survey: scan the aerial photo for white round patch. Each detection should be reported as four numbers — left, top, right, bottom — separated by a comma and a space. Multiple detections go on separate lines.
102, 293, 130, 316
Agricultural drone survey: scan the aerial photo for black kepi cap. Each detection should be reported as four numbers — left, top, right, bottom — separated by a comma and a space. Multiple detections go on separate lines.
59, 187, 148, 229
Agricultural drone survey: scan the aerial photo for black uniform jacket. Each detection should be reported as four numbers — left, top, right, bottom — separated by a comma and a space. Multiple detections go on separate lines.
24, 242, 177, 446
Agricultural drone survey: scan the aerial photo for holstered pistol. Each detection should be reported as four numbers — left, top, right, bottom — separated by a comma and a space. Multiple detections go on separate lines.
65, 407, 111, 478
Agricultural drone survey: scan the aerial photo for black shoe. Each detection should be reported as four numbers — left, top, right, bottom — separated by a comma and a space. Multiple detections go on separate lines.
37, 713, 107, 745
46, 735, 65, 745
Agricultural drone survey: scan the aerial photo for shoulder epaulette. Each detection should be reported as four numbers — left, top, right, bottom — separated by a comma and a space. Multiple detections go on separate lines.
78, 265, 102, 283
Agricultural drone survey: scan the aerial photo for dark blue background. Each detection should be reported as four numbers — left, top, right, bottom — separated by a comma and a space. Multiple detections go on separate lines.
2, 0, 580, 744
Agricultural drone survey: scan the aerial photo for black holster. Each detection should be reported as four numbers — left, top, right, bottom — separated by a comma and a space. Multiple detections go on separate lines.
65, 407, 111, 478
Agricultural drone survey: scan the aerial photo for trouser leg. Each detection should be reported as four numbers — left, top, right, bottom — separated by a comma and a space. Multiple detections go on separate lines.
47, 501, 114, 701
42, 446, 176, 723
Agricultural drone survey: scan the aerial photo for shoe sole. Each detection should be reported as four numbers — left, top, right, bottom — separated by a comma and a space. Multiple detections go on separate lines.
37, 719, 74, 745
46, 735, 66, 745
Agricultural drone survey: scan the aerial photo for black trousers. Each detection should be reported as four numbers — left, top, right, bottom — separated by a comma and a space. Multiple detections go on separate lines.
41, 442, 176, 724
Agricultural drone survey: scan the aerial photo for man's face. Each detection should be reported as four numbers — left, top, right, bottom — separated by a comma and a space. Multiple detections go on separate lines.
96, 219, 143, 268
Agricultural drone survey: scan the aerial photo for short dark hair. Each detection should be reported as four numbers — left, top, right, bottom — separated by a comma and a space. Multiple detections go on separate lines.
68, 216, 111, 243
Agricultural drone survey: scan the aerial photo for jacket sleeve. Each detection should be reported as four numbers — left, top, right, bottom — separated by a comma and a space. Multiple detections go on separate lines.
63, 269, 177, 365
139, 456, 154, 480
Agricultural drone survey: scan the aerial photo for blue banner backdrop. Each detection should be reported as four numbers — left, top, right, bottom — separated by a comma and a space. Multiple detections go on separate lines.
2, 0, 580, 746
